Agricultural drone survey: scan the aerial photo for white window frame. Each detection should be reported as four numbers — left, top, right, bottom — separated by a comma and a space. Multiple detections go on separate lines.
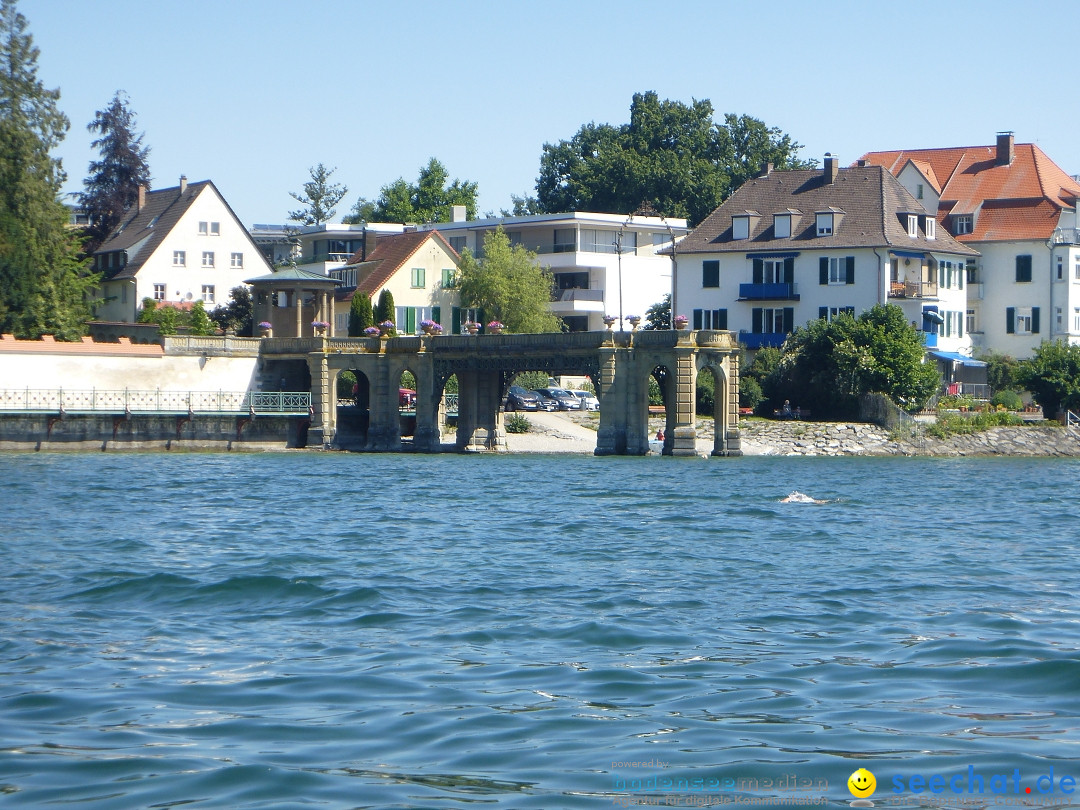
816, 213, 833, 236
773, 214, 790, 239
1074, 307, 1080, 332
173, 250, 186, 267
761, 307, 785, 333
925, 218, 936, 239
907, 215, 919, 238
1015, 308, 1033, 335
732, 216, 749, 240
822, 306, 853, 322
201, 285, 215, 304
763, 259, 784, 284
966, 308, 976, 334
210, 221, 220, 236
153, 283, 166, 301
828, 257, 848, 285
411, 267, 425, 288
202, 251, 215, 268
954, 215, 973, 235
230, 252, 243, 269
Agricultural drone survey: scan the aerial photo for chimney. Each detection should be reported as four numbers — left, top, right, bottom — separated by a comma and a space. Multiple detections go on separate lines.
824, 153, 839, 184
996, 132, 1014, 166
759, 161, 773, 178
179, 175, 188, 194
137, 185, 146, 211
450, 204, 466, 223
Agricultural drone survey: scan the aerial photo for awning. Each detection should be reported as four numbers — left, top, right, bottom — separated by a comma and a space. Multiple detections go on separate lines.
892, 250, 926, 259
930, 351, 987, 367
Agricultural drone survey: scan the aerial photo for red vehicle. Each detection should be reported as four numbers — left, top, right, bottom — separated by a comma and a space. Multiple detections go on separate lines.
398, 388, 416, 408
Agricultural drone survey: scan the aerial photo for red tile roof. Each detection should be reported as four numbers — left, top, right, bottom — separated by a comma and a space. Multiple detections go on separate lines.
857, 141, 1080, 241
339, 230, 459, 301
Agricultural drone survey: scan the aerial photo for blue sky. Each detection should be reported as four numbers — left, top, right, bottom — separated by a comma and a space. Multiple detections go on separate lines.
28, 0, 1080, 228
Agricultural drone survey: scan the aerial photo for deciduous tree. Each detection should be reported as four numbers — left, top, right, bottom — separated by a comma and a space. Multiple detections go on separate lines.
288, 163, 347, 225
456, 227, 562, 334
345, 158, 478, 224
79, 90, 151, 253
208, 285, 253, 335
1016, 341, 1080, 417
536, 91, 814, 226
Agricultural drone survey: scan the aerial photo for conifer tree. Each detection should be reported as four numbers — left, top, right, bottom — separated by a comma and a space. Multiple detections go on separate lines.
80, 90, 151, 253
0, 0, 95, 339
375, 289, 395, 326
348, 291, 373, 336
288, 163, 347, 225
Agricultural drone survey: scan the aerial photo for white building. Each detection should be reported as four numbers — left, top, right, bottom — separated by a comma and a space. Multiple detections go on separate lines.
90, 178, 271, 322
674, 157, 978, 359
418, 210, 687, 331
860, 133, 1080, 358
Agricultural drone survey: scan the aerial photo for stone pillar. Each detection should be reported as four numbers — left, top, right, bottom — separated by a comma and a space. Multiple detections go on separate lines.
456, 369, 505, 452
366, 352, 400, 451
721, 352, 742, 456
594, 342, 625, 455
307, 352, 334, 448
412, 358, 442, 453
670, 340, 698, 457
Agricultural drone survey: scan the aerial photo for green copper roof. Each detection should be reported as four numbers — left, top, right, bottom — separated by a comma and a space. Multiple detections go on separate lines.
245, 267, 342, 285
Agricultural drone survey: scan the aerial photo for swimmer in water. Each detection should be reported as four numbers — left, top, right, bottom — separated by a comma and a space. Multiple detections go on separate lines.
780, 490, 829, 504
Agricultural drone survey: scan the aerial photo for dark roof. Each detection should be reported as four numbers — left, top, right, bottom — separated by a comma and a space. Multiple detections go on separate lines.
676, 165, 977, 257
338, 230, 460, 301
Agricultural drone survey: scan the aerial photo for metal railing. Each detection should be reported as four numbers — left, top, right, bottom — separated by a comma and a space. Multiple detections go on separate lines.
0, 388, 311, 415
1067, 410, 1080, 427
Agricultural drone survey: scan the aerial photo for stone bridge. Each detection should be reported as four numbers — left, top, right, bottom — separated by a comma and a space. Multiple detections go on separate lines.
259, 329, 741, 456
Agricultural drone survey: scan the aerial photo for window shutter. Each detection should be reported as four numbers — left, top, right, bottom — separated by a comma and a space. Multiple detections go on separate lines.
432, 306, 441, 325
819, 306, 828, 320
819, 257, 828, 285
1016, 255, 1032, 282
846, 256, 855, 284
405, 307, 417, 333
702, 260, 719, 288
783, 257, 794, 284
783, 308, 794, 333
693, 309, 703, 330
752, 308, 763, 334
959, 268, 964, 290
752, 259, 763, 284
1032, 307, 1040, 334
1006, 307, 1015, 333
717, 309, 728, 329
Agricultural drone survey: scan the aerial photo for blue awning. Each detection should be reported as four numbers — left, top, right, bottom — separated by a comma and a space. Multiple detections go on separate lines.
930, 350, 986, 367
892, 250, 926, 259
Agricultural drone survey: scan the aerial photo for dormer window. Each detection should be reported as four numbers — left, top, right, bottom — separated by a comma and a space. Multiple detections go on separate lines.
954, 215, 973, 235
907, 215, 919, 238
773, 214, 791, 239
732, 215, 750, 240
816, 213, 833, 236
925, 217, 936, 239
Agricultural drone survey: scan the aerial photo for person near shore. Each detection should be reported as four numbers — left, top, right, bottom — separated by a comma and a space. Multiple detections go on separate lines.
656, 428, 665, 442
782, 400, 792, 419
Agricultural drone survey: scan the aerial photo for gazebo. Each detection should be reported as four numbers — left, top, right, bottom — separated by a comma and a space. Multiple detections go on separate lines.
245, 268, 342, 338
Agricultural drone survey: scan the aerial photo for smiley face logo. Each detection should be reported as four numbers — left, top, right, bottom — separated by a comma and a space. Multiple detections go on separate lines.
848, 768, 877, 798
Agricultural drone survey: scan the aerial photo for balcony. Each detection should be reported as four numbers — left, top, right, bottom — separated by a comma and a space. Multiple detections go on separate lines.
738, 331, 787, 349
1052, 228, 1080, 245
889, 280, 939, 299
550, 288, 604, 314
739, 282, 799, 301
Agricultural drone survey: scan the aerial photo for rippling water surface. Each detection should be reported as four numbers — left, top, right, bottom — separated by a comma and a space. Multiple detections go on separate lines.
2, 452, 1079, 808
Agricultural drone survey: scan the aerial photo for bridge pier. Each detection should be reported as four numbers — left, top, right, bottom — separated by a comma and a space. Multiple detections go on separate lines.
455, 369, 506, 452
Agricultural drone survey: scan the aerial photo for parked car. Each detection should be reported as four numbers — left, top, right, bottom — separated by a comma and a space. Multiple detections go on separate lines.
570, 390, 599, 411
531, 390, 559, 411
536, 387, 581, 411
398, 388, 416, 408
505, 385, 540, 412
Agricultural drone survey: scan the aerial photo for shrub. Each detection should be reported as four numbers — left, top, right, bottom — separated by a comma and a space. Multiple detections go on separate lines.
505, 413, 531, 433
990, 389, 1023, 411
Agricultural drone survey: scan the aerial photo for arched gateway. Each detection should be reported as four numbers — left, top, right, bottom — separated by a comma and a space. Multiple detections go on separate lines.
258, 330, 741, 456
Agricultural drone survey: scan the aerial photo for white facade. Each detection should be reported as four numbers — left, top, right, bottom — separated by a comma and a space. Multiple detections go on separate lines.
293, 222, 406, 277
419, 212, 686, 331
92, 182, 271, 322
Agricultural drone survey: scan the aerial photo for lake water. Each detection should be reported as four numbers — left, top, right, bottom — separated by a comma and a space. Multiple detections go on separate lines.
2, 453, 1079, 809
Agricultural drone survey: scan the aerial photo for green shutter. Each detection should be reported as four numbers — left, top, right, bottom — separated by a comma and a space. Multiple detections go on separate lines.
432, 306, 441, 325
846, 256, 855, 284
405, 307, 417, 333
752, 259, 763, 284
783, 257, 794, 283
1032, 307, 1040, 334
1006, 307, 1015, 333
820, 257, 829, 285
452, 307, 461, 334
